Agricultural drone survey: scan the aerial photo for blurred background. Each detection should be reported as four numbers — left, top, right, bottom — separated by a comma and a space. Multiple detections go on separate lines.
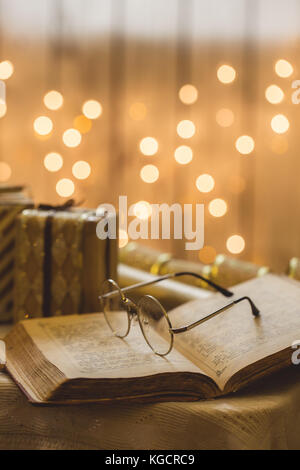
0, 0, 299, 271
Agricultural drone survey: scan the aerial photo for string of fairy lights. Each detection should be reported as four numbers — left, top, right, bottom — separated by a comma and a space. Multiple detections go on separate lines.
0, 56, 294, 259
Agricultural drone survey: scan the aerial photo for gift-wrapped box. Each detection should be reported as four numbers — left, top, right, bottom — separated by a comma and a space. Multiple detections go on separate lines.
119, 242, 269, 290
13, 207, 117, 322
0, 185, 33, 322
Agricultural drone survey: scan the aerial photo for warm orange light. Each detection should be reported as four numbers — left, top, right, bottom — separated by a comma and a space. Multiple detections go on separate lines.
139, 137, 158, 156
0, 100, 7, 118
178, 84, 198, 105
196, 174, 215, 193
265, 85, 284, 104
0, 162, 12, 182
0, 61, 14, 80
271, 114, 289, 134
62, 128, 82, 147
33, 116, 53, 136
209, 198, 227, 217
216, 108, 234, 127
82, 100, 102, 119
217, 65, 236, 84
271, 136, 288, 155
43, 90, 63, 110
174, 145, 193, 164
56, 178, 75, 197
44, 153, 63, 172
177, 120, 196, 139
119, 229, 129, 248
198, 246, 217, 264
226, 235, 245, 254
133, 201, 152, 220
140, 164, 159, 183
72, 161, 91, 180
235, 135, 255, 155
129, 102, 147, 120
275, 59, 293, 78
73, 115, 92, 134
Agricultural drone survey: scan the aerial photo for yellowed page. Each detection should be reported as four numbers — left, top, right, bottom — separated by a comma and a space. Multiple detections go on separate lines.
167, 274, 300, 390
21, 313, 202, 379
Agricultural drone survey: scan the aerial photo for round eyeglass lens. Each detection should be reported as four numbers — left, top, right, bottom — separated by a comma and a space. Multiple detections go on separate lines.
138, 295, 173, 356
101, 279, 130, 337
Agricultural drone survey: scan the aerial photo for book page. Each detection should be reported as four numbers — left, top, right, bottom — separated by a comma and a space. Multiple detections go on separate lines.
166, 274, 300, 390
21, 313, 202, 379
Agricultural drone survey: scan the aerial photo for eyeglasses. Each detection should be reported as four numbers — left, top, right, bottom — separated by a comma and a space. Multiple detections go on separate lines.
99, 271, 260, 356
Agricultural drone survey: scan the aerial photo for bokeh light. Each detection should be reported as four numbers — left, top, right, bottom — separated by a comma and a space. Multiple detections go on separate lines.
133, 201, 152, 220
0, 61, 14, 80
275, 59, 293, 78
72, 160, 91, 180
0, 100, 7, 118
271, 114, 289, 134
44, 152, 63, 172
33, 116, 53, 136
198, 246, 217, 264
226, 235, 245, 254
0, 162, 12, 182
140, 164, 159, 183
209, 198, 227, 217
196, 174, 215, 193
43, 90, 63, 110
62, 128, 82, 147
139, 137, 159, 156
82, 100, 102, 119
216, 108, 234, 127
265, 84, 284, 104
56, 178, 75, 197
119, 229, 129, 248
235, 135, 255, 155
176, 120, 196, 139
178, 84, 198, 105
174, 145, 193, 164
129, 102, 147, 120
217, 64, 236, 84
73, 115, 92, 134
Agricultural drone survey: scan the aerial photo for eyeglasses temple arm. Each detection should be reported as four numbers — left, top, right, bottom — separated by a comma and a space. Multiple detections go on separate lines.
171, 296, 260, 334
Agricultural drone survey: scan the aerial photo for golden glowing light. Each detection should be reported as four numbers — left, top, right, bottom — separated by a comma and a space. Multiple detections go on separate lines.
62, 128, 82, 148
216, 108, 234, 127
0, 100, 7, 118
33, 116, 53, 136
209, 198, 227, 217
0, 61, 14, 80
73, 115, 92, 134
271, 135, 288, 155
43, 90, 63, 110
271, 114, 289, 134
140, 164, 159, 183
129, 102, 147, 120
72, 160, 91, 180
217, 64, 236, 84
139, 137, 159, 156
44, 153, 63, 172
229, 175, 246, 194
265, 85, 284, 104
119, 229, 129, 248
133, 201, 152, 220
0, 162, 12, 182
196, 174, 215, 193
275, 59, 293, 78
56, 178, 75, 198
198, 246, 217, 264
235, 135, 255, 155
82, 100, 102, 119
226, 235, 245, 254
176, 120, 196, 139
174, 145, 193, 164
178, 84, 198, 105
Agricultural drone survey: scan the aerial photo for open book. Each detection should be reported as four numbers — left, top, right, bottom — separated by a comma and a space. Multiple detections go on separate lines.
4, 274, 300, 404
